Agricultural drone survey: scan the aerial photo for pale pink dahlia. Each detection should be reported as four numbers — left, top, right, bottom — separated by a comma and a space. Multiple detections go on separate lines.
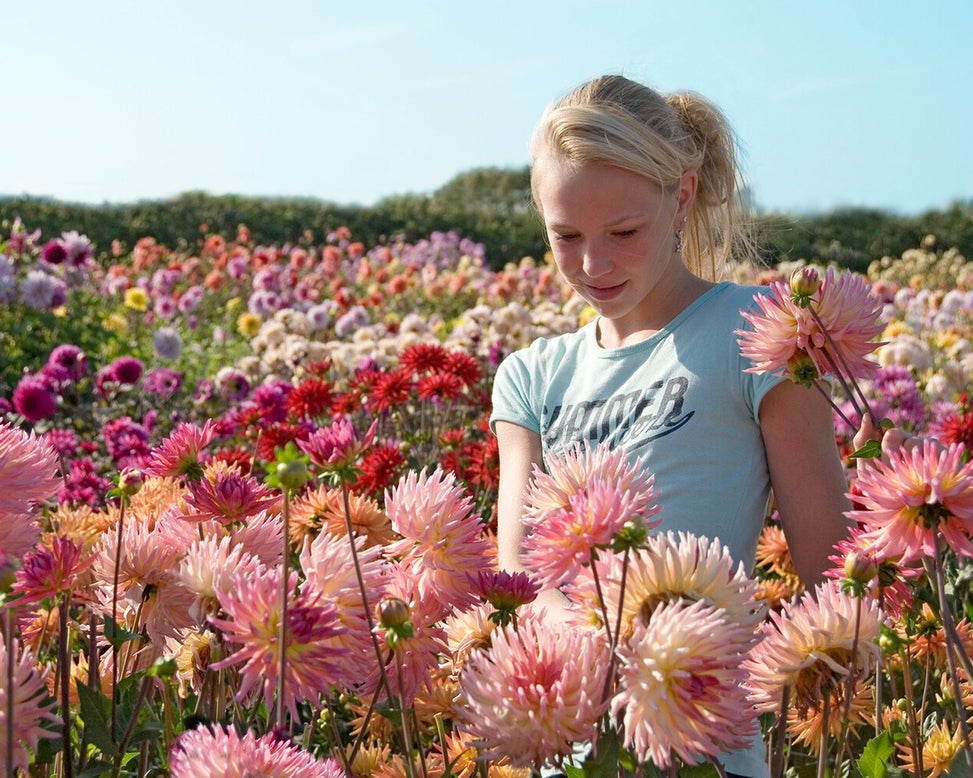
363, 560, 451, 704
176, 535, 263, 627
299, 530, 389, 690
455, 611, 609, 768
744, 581, 884, 716
142, 420, 218, 480
521, 441, 661, 588
610, 599, 758, 768
385, 468, 492, 617
211, 566, 348, 717
565, 531, 764, 647
850, 439, 973, 566
0, 421, 60, 517
0, 639, 59, 771
169, 724, 344, 777
736, 267, 884, 384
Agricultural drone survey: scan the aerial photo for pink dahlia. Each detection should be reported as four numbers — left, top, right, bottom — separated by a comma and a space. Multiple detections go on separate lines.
0, 639, 59, 772
385, 468, 492, 618
211, 566, 348, 718
565, 531, 764, 647
456, 611, 610, 768
176, 535, 263, 627
611, 599, 758, 768
12, 535, 94, 606
736, 267, 885, 385
521, 441, 661, 588
298, 416, 377, 473
169, 724, 344, 777
850, 439, 973, 566
182, 469, 279, 524
744, 581, 884, 716
299, 530, 389, 690
12, 374, 58, 422
363, 560, 451, 704
0, 422, 60, 515
142, 420, 218, 480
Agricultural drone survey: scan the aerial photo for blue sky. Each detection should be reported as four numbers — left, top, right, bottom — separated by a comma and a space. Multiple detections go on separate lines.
5, 0, 971, 215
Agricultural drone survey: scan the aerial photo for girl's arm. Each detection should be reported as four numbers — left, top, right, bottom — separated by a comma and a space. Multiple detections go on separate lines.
495, 420, 544, 573
759, 380, 853, 587
494, 420, 572, 619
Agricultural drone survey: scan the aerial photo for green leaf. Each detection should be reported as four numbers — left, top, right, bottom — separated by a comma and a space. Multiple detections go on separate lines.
857, 731, 895, 778
103, 615, 143, 648
583, 731, 620, 778
851, 439, 883, 459
76, 681, 118, 757
77, 758, 117, 778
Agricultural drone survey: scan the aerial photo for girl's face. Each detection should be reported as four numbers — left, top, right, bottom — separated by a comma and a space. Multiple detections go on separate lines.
533, 156, 697, 347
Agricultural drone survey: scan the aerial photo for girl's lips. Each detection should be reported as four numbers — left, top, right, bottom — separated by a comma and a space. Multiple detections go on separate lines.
584, 281, 626, 301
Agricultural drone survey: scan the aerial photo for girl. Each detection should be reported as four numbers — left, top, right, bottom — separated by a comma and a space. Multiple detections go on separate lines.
491, 74, 860, 777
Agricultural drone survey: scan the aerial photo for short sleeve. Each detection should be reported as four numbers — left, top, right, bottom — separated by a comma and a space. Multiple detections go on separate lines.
490, 349, 541, 435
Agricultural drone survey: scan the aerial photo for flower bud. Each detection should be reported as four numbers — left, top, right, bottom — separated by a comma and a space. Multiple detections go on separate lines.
118, 467, 144, 496
276, 459, 308, 491
790, 267, 820, 302
376, 597, 412, 631
843, 550, 879, 584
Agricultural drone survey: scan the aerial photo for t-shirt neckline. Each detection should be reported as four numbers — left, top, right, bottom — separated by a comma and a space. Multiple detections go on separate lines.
588, 281, 730, 357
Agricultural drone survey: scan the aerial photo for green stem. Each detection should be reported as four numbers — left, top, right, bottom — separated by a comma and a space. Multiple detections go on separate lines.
110, 497, 127, 745
816, 691, 830, 778
276, 489, 290, 732
59, 593, 74, 778
770, 685, 790, 778
340, 481, 395, 702
5, 608, 15, 778
929, 535, 973, 773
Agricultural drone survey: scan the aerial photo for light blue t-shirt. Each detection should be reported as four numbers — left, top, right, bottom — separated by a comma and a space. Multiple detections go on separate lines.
491, 282, 783, 777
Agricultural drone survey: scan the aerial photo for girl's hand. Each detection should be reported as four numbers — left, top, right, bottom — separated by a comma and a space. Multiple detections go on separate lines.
853, 414, 937, 469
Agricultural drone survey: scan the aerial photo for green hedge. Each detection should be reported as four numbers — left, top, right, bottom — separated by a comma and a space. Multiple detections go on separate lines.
2, 168, 971, 271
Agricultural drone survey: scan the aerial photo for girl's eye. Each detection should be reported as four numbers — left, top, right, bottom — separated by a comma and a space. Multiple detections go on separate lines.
553, 232, 579, 243
613, 229, 638, 238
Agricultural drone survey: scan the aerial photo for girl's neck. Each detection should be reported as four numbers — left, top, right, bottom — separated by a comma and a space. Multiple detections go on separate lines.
596, 271, 715, 348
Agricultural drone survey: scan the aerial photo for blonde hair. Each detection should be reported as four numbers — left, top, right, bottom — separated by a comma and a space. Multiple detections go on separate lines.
530, 74, 754, 280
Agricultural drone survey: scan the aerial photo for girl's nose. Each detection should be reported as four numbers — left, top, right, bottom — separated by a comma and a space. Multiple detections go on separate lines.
582, 245, 613, 278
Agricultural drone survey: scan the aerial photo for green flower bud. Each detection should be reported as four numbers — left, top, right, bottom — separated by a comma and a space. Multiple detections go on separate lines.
789, 267, 820, 307
276, 459, 308, 491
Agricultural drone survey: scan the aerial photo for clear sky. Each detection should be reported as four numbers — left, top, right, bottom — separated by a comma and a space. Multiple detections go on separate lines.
4, 0, 971, 216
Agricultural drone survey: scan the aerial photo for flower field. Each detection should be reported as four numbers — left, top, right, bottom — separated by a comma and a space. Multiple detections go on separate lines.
1, 216, 973, 777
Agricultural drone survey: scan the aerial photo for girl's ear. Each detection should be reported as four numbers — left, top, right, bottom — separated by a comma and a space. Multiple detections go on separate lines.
675, 170, 698, 221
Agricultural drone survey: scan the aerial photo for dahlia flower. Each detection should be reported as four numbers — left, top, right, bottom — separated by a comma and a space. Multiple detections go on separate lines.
745, 581, 884, 716
385, 468, 493, 618
182, 469, 278, 524
611, 599, 758, 768
0, 422, 60, 517
142, 420, 218, 480
521, 441, 661, 588
12, 374, 58, 422
850, 439, 973, 566
211, 566, 348, 718
299, 530, 389, 690
176, 535, 263, 627
12, 535, 93, 606
565, 531, 764, 646
456, 612, 609, 768
169, 724, 344, 778
736, 267, 885, 386
0, 639, 59, 772
298, 416, 377, 474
